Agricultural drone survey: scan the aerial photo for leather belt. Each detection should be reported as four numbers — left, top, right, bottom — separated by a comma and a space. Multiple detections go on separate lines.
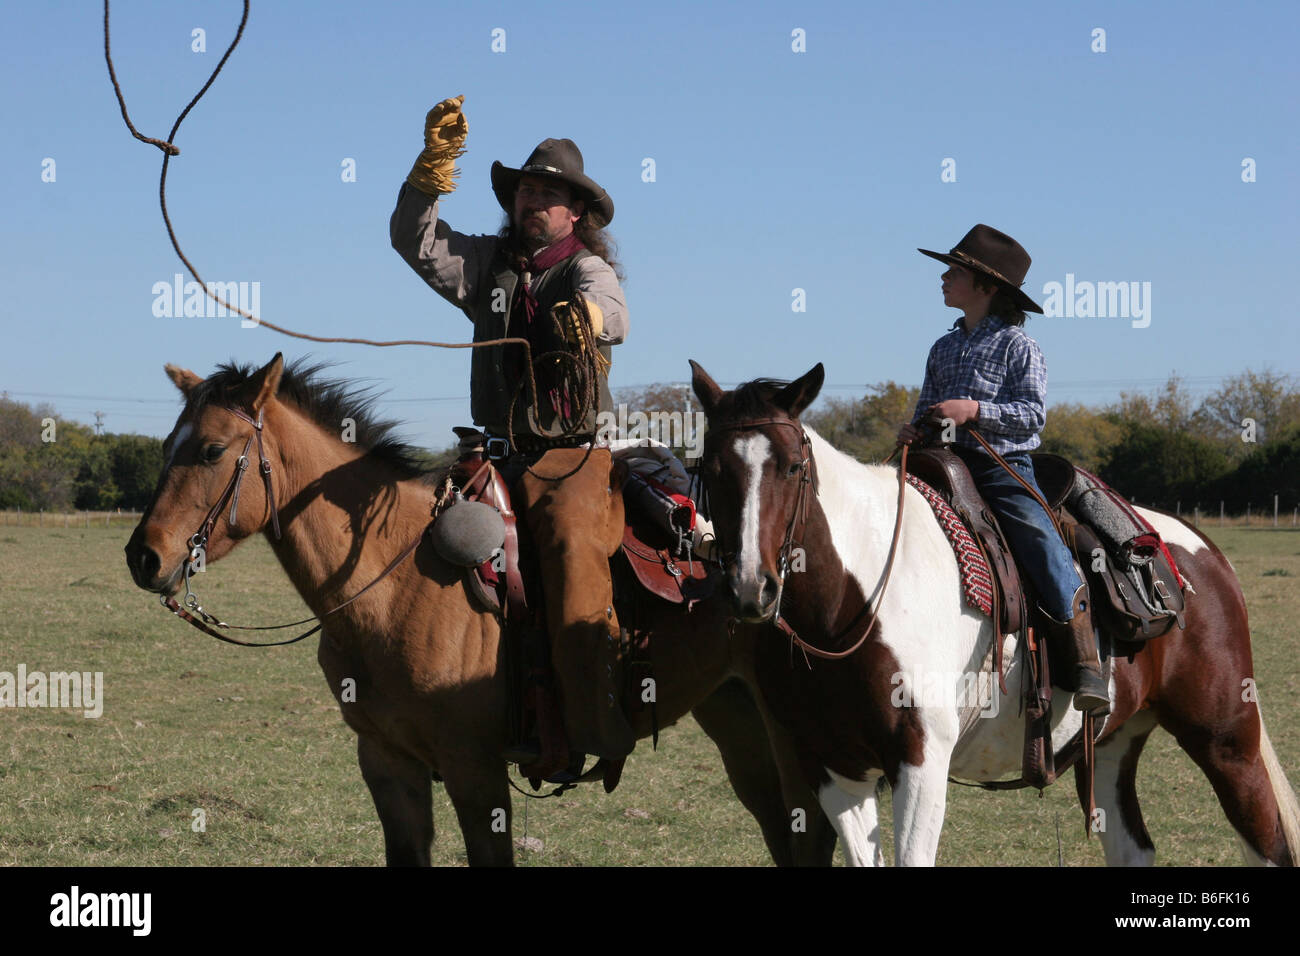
486, 432, 594, 456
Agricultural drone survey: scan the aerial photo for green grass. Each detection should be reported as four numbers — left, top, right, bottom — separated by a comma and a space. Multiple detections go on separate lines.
1, 526, 1296, 865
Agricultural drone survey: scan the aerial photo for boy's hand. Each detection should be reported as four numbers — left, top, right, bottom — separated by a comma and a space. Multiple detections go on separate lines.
897, 423, 926, 445
927, 399, 980, 427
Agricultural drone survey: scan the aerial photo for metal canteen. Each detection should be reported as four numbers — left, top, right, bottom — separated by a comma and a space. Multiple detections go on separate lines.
430, 491, 506, 567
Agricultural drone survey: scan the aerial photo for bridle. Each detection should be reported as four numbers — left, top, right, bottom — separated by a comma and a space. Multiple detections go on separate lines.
702, 417, 910, 662
703, 418, 817, 584
159, 404, 424, 647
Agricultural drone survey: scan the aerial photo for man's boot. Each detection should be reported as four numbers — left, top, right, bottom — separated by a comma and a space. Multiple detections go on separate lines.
1044, 583, 1110, 716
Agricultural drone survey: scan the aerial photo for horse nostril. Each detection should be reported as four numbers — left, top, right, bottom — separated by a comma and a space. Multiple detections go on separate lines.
127, 541, 161, 585
761, 573, 781, 609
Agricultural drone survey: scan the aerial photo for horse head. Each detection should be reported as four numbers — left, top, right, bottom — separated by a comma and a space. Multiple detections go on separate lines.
125, 353, 286, 594
690, 360, 824, 622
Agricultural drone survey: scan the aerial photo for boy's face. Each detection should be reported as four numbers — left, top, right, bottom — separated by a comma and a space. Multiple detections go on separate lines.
941, 264, 995, 314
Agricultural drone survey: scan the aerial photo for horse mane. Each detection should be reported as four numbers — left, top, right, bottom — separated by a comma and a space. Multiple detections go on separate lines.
722, 377, 898, 479
712, 377, 792, 424
186, 357, 434, 479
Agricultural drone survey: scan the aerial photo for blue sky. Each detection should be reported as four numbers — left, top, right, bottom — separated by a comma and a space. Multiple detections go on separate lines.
3, 0, 1297, 450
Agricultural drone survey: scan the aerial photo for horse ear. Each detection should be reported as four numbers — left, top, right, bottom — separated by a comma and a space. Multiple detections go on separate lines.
689, 360, 723, 416
238, 353, 285, 414
164, 364, 203, 396
773, 363, 824, 418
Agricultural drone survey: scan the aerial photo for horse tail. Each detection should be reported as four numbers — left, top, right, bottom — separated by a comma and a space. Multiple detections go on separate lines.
1257, 708, 1300, 865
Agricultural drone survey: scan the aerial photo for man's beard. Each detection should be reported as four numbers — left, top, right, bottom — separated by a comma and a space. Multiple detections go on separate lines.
517, 216, 555, 253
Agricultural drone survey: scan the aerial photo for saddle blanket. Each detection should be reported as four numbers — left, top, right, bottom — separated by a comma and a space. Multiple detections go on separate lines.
906, 473, 994, 617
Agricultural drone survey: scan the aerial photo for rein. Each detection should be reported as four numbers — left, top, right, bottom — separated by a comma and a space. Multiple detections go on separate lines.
706, 417, 1044, 664
160, 404, 427, 648
705, 418, 910, 662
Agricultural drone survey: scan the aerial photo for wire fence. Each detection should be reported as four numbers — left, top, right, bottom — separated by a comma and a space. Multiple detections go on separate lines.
1134, 498, 1299, 529
1, 509, 144, 529
2, 502, 1297, 531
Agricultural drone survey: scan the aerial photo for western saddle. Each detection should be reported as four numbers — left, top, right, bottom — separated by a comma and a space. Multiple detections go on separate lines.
906, 444, 1187, 793
436, 430, 721, 791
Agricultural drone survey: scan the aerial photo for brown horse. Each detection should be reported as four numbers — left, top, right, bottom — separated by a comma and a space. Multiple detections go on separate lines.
691, 360, 1300, 866
124, 353, 835, 866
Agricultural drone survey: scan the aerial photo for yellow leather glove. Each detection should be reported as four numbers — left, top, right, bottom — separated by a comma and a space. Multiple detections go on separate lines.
406, 95, 468, 197
553, 298, 604, 343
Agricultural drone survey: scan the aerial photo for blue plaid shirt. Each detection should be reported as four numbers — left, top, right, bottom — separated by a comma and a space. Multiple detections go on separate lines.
910, 315, 1047, 454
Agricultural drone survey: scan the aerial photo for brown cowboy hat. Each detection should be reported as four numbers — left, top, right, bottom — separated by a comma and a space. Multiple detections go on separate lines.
490, 138, 614, 224
918, 224, 1043, 314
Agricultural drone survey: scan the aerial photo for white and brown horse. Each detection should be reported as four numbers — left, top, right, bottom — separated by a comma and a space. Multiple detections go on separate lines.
692, 360, 1300, 866
125, 353, 836, 865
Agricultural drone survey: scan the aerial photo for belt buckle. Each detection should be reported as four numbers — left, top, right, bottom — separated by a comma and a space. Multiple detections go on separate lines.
485, 437, 511, 460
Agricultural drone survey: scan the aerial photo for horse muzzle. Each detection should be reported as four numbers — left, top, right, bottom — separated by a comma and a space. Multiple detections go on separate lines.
727, 566, 783, 623
124, 526, 185, 595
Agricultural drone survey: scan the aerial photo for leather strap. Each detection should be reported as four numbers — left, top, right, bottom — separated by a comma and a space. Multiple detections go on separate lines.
771, 442, 909, 662
162, 526, 428, 646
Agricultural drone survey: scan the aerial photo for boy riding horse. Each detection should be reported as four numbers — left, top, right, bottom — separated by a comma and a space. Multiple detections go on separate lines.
897, 224, 1109, 715
390, 96, 636, 762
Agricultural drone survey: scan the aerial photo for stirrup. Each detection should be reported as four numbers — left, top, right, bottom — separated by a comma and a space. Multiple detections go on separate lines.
1072, 673, 1111, 717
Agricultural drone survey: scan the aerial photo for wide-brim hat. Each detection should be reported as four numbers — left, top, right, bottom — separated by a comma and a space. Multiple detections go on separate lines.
490, 138, 614, 224
918, 223, 1043, 314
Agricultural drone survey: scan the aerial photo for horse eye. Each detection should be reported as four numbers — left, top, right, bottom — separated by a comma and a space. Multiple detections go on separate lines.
786, 461, 802, 478
203, 444, 226, 463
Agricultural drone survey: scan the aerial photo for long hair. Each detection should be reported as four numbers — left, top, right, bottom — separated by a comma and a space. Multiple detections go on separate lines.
498, 209, 625, 283
974, 276, 1027, 327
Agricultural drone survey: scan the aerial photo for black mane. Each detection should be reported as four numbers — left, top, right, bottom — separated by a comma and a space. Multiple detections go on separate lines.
186, 358, 434, 478
716, 377, 793, 422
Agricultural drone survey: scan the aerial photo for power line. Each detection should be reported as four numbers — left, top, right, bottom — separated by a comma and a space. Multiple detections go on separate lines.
7, 370, 1295, 408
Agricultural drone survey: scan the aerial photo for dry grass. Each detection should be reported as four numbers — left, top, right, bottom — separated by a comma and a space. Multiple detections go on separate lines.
1, 525, 1296, 865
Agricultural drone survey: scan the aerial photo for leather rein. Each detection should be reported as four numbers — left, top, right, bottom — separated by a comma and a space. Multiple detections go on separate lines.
160, 404, 425, 647
705, 418, 911, 662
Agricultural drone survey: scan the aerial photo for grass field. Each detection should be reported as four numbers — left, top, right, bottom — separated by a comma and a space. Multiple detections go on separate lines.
1, 524, 1297, 866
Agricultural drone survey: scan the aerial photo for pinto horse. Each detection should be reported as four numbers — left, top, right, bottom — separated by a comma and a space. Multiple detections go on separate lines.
124, 353, 836, 866
691, 360, 1300, 866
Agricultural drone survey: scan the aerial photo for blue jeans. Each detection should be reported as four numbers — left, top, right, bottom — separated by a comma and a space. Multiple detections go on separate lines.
952, 447, 1083, 621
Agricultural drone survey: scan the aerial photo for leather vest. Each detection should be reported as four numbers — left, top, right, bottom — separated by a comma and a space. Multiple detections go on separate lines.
470, 247, 614, 439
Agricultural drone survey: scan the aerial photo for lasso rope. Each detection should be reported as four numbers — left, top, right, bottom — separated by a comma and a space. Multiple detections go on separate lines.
102, 0, 606, 480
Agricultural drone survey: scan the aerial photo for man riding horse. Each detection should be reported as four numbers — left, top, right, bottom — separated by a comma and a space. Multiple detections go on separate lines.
897, 225, 1110, 715
390, 96, 636, 762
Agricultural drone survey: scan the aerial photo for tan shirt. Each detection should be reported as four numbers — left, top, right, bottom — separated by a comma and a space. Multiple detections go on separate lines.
388, 183, 628, 345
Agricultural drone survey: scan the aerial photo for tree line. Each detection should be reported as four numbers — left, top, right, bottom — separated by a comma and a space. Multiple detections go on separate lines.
795, 369, 1300, 513
618, 369, 1300, 514
2, 369, 1296, 514
0, 397, 164, 511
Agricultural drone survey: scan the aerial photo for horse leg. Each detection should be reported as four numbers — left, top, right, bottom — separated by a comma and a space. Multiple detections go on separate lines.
891, 757, 951, 866
817, 770, 885, 866
1159, 703, 1296, 866
439, 757, 516, 867
357, 734, 434, 867
692, 678, 836, 866
1075, 709, 1158, 865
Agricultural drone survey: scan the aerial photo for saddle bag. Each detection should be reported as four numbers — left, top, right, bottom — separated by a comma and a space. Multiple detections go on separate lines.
1065, 468, 1186, 641
1067, 521, 1185, 643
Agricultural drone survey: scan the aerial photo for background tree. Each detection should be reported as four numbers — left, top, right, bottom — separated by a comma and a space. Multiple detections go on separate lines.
1039, 402, 1123, 473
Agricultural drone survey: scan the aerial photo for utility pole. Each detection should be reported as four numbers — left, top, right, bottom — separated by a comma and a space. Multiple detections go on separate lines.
94, 411, 105, 436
